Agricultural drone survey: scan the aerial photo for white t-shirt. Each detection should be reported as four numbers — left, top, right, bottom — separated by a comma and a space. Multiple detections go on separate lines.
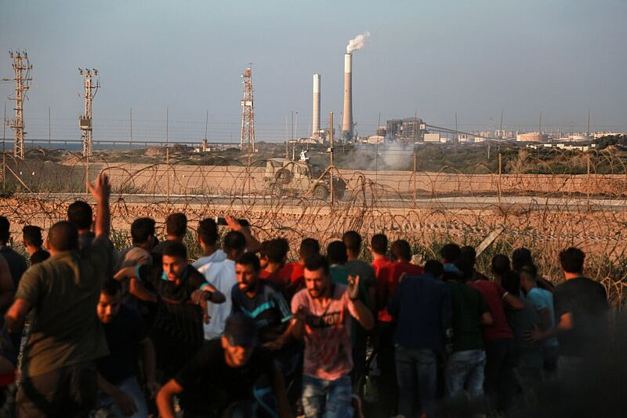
195, 258, 236, 340
192, 249, 228, 269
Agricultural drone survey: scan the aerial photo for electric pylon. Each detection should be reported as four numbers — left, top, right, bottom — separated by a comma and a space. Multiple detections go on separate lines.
3, 51, 33, 159
78, 68, 99, 157
240, 66, 255, 153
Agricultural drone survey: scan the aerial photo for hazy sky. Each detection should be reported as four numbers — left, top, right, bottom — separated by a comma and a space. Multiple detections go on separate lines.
1, 0, 626, 143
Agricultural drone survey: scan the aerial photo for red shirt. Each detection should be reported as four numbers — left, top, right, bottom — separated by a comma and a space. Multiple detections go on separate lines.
373, 257, 394, 322
467, 280, 513, 342
278, 262, 304, 284
259, 269, 286, 290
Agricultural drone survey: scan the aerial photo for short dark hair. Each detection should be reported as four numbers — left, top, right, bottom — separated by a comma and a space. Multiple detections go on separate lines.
131, 217, 155, 245
371, 233, 388, 255
47, 221, 79, 251
342, 231, 362, 254
512, 248, 533, 272
162, 240, 187, 260
326, 241, 348, 265
223, 231, 246, 254
0, 216, 9, 243
501, 270, 521, 295
299, 238, 320, 261
101, 279, 122, 297
424, 260, 444, 278
460, 246, 477, 266
23, 225, 43, 247
236, 252, 261, 272
304, 254, 330, 276
491, 254, 511, 276
391, 240, 412, 262
166, 213, 187, 238
559, 247, 585, 274
265, 238, 289, 264
67, 201, 93, 230
440, 243, 461, 264
198, 218, 219, 246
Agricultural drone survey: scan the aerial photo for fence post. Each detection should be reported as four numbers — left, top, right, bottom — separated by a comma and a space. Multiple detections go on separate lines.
498, 152, 502, 206
85, 154, 89, 197
166, 147, 170, 202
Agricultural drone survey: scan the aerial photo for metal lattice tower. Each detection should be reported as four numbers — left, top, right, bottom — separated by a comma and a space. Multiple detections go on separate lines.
78, 68, 100, 157
240, 66, 255, 153
3, 51, 33, 159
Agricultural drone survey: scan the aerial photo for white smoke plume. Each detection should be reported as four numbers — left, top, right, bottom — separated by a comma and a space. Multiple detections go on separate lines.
346, 32, 370, 53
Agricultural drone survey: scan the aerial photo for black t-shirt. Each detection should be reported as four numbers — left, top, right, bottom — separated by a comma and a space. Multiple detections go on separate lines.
96, 304, 148, 385
175, 339, 276, 416
231, 280, 292, 344
0, 246, 27, 288
137, 264, 207, 348
553, 277, 609, 356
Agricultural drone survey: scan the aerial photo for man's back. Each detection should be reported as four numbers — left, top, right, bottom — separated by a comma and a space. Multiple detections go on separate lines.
16, 239, 111, 377
448, 281, 488, 352
467, 280, 513, 342
196, 259, 235, 340
389, 274, 452, 352
0, 246, 27, 288
554, 277, 608, 356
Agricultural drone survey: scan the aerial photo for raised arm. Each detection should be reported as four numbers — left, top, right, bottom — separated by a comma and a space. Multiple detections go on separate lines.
226, 216, 261, 253
347, 275, 375, 331
87, 172, 111, 240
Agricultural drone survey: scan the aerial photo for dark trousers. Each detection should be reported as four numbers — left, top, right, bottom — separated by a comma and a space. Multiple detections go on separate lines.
376, 322, 397, 415
484, 338, 517, 412
17, 362, 97, 418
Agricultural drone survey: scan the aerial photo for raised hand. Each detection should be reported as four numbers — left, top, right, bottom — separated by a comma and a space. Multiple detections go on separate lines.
347, 275, 360, 300
87, 172, 111, 202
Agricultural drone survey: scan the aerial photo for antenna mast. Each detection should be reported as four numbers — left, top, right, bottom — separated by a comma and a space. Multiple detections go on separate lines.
240, 65, 255, 153
4, 51, 33, 159
78, 68, 99, 157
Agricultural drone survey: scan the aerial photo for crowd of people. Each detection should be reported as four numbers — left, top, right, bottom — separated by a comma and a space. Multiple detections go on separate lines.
0, 172, 613, 418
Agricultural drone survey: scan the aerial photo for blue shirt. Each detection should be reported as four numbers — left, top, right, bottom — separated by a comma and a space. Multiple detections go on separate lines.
388, 273, 452, 352
527, 287, 559, 348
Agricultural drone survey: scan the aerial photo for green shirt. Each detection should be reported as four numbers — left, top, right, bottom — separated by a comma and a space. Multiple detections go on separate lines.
448, 281, 489, 352
16, 238, 112, 377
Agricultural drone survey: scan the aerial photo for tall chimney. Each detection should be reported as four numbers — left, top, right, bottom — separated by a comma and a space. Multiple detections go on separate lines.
312, 74, 321, 137
342, 53, 353, 140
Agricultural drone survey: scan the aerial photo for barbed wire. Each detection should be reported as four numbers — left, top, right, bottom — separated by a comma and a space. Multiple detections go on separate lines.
0, 147, 626, 305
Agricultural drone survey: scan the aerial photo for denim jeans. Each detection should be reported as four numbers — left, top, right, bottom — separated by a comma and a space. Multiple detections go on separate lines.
445, 349, 486, 401
395, 345, 437, 418
302, 375, 353, 418
96, 375, 148, 418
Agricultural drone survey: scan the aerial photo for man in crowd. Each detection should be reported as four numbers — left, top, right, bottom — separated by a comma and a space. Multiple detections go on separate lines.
194, 230, 246, 341
192, 217, 227, 268
67, 200, 95, 251
22, 225, 49, 265
115, 217, 156, 272
527, 247, 608, 379
388, 259, 451, 418
259, 238, 290, 290
0, 216, 27, 288
291, 255, 374, 417
519, 263, 559, 379
342, 231, 376, 309
490, 254, 511, 285
279, 238, 321, 300
460, 246, 489, 281
327, 240, 371, 399
151, 212, 187, 259
5, 173, 112, 417
156, 313, 291, 418
95, 279, 158, 417
389, 239, 423, 284
444, 259, 493, 406
115, 240, 226, 383
462, 247, 523, 412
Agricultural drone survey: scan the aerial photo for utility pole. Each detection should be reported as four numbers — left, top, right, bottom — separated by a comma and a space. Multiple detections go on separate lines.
48, 106, 51, 148
499, 109, 504, 138
3, 51, 33, 159
78, 68, 99, 157
130, 108, 133, 148
202, 110, 209, 152
587, 110, 591, 138
240, 65, 255, 155
329, 112, 334, 205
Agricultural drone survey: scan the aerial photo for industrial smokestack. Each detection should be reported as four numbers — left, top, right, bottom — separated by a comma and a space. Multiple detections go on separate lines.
342, 53, 353, 140
312, 74, 321, 138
